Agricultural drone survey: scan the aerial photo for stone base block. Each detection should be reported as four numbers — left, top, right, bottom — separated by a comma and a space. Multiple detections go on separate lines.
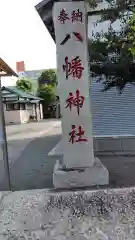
53, 157, 109, 189
48, 140, 63, 157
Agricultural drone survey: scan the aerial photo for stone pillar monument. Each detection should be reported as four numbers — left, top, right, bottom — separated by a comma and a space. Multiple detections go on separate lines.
53, 1, 109, 188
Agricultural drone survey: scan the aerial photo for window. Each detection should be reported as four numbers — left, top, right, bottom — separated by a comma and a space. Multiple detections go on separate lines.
6, 103, 20, 111
20, 103, 26, 110
6, 103, 27, 111
14, 104, 20, 110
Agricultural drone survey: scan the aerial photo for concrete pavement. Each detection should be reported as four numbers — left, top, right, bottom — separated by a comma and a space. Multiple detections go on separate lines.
6, 119, 61, 139
7, 120, 61, 167
9, 127, 61, 191
1, 120, 135, 191
0, 120, 61, 190
4, 134, 135, 191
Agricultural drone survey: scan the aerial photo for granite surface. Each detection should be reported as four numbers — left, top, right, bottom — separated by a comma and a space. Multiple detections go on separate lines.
53, 158, 109, 188
0, 187, 135, 239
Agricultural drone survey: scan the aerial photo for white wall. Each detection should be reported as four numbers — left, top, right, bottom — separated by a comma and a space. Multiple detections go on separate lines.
4, 110, 21, 124
27, 104, 36, 116
20, 110, 29, 123
36, 104, 40, 121
27, 103, 43, 120
4, 109, 30, 125
40, 104, 43, 119
3, 104, 30, 124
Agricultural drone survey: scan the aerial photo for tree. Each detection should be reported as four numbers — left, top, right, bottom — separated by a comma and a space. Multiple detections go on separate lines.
87, 0, 135, 92
38, 84, 56, 106
38, 69, 57, 87
16, 78, 33, 92
128, 12, 135, 56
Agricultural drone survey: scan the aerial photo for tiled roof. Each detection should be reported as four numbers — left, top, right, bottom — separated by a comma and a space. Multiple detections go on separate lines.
2, 86, 42, 101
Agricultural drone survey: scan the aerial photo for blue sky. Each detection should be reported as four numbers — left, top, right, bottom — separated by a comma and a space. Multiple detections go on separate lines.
0, 0, 56, 72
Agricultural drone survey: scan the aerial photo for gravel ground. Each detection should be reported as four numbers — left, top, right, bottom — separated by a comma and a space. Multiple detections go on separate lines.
0, 187, 135, 239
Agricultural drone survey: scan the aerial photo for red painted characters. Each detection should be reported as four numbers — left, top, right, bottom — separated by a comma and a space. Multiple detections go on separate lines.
63, 56, 84, 79
71, 9, 83, 22
69, 125, 88, 144
58, 9, 83, 23
58, 7, 86, 146
66, 90, 84, 115
58, 9, 69, 24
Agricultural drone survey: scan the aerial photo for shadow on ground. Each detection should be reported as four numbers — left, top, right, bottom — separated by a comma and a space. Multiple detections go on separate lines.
99, 155, 135, 189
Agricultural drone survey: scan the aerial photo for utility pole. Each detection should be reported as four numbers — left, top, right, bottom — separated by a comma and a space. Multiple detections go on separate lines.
0, 58, 18, 191
0, 77, 11, 190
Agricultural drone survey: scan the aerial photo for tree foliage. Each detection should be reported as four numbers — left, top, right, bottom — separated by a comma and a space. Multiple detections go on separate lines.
38, 69, 57, 106
38, 69, 57, 87
128, 12, 135, 56
38, 84, 56, 106
87, 0, 135, 92
16, 78, 33, 92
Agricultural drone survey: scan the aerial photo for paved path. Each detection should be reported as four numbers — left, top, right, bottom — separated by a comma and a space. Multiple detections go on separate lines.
6, 136, 135, 191
1, 120, 135, 191
0, 120, 61, 190
9, 126, 61, 191
6, 119, 61, 139
6, 120, 61, 167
